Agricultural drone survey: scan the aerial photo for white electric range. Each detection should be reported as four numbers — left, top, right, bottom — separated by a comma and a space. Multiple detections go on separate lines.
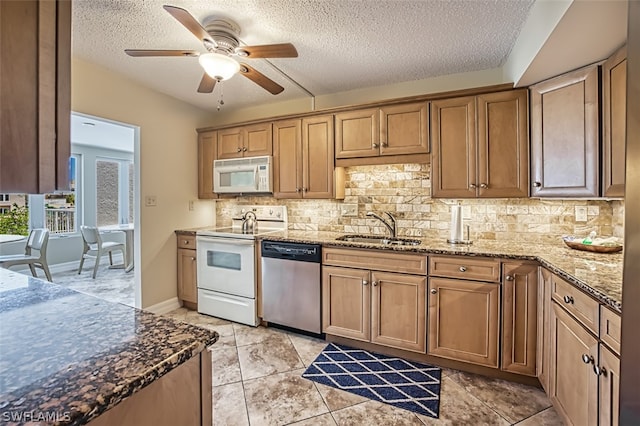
196, 205, 287, 326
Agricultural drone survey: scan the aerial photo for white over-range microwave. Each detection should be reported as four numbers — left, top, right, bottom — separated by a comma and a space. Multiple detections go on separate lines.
213, 155, 273, 194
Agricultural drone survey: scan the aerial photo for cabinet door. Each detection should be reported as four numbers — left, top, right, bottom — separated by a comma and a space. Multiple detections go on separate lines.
550, 302, 598, 426
302, 115, 335, 199
371, 272, 426, 353
273, 119, 302, 198
501, 262, 538, 376
379, 102, 429, 156
477, 90, 529, 198
427, 277, 499, 367
0, 0, 71, 193
244, 123, 273, 157
198, 131, 217, 199
335, 108, 379, 158
537, 268, 552, 393
217, 127, 244, 159
599, 345, 620, 426
530, 64, 599, 197
177, 248, 197, 305
603, 45, 627, 198
322, 266, 370, 342
430, 96, 477, 198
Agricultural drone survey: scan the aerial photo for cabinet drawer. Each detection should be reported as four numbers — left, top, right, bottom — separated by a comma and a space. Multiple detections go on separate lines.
323, 247, 427, 275
551, 275, 599, 335
600, 306, 621, 355
177, 234, 196, 249
429, 256, 500, 282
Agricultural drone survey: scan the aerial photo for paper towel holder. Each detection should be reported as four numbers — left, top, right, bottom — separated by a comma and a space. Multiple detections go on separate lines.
447, 225, 473, 245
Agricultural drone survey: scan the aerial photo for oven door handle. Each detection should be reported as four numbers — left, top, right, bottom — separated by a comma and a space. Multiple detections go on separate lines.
197, 236, 256, 245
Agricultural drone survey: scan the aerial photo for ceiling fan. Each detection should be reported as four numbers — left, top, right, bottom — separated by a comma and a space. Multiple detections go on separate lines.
125, 5, 298, 95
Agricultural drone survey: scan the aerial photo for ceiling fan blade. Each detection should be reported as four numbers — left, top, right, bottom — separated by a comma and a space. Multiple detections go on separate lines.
163, 5, 214, 45
239, 63, 284, 95
236, 43, 298, 58
125, 49, 199, 57
197, 73, 217, 93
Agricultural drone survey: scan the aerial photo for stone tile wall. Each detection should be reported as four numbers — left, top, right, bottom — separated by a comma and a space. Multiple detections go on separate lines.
216, 164, 624, 245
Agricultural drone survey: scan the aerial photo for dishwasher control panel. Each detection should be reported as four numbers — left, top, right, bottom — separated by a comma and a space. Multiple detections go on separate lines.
261, 241, 321, 262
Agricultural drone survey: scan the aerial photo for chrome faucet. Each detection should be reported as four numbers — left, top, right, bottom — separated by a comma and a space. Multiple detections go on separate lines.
366, 211, 397, 238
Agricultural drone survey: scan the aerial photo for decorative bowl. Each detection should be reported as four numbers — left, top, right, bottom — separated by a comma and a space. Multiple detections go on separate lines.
562, 236, 623, 253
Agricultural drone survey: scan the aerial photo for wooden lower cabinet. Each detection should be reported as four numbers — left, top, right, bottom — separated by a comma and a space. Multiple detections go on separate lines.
427, 277, 500, 367
550, 302, 599, 426
177, 234, 197, 309
537, 267, 553, 393
599, 345, 620, 426
322, 266, 370, 341
501, 262, 538, 376
322, 266, 426, 353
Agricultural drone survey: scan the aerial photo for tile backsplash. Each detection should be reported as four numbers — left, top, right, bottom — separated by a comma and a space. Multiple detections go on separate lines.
216, 164, 625, 245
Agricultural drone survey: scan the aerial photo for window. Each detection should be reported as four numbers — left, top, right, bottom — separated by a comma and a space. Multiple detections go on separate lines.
0, 194, 9, 202
28, 156, 79, 234
96, 157, 134, 226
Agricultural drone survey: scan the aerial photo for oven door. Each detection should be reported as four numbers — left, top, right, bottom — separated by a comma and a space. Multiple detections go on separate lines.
196, 236, 255, 298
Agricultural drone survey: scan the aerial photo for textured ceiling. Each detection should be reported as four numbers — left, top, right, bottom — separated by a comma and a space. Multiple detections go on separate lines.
72, 0, 535, 113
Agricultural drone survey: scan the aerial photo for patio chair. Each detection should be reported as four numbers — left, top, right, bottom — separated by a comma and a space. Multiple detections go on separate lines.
0, 228, 52, 282
78, 226, 125, 279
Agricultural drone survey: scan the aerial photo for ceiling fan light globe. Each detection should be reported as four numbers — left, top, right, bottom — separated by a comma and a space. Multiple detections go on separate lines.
198, 53, 240, 81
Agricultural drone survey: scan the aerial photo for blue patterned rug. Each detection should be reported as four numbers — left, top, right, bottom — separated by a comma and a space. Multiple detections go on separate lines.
302, 343, 441, 418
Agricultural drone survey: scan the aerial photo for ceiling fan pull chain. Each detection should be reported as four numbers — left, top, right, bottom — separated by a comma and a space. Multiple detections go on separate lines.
217, 81, 225, 111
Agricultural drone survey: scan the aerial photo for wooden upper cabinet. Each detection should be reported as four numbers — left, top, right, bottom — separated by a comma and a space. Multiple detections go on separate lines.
477, 90, 529, 197
431, 90, 528, 198
431, 96, 477, 198
217, 127, 244, 159
379, 102, 429, 156
302, 115, 335, 199
273, 119, 302, 198
197, 130, 218, 199
0, 0, 71, 193
603, 45, 627, 198
530, 64, 600, 197
216, 123, 272, 159
501, 261, 538, 376
335, 108, 379, 158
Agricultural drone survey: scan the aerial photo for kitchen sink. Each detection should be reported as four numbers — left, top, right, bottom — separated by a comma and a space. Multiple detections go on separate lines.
335, 234, 422, 246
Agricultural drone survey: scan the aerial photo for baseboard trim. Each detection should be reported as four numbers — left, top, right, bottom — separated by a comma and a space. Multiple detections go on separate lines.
145, 297, 181, 314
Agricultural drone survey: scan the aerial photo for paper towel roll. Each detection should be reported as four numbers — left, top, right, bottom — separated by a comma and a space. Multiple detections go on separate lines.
450, 205, 463, 242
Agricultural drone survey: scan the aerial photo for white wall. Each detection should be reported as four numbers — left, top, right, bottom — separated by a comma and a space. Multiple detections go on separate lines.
71, 57, 216, 308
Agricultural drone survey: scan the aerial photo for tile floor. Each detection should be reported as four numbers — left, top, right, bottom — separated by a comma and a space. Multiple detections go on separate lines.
163, 308, 564, 426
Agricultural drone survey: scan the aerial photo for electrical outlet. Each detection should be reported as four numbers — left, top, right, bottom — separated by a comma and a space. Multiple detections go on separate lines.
188, 200, 195, 211
575, 206, 587, 222
145, 195, 157, 207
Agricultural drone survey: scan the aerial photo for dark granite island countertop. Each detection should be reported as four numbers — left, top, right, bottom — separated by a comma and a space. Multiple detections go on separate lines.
0, 269, 218, 426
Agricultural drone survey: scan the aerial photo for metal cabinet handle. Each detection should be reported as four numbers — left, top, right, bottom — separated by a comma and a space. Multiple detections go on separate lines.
430, 288, 437, 294
236, 147, 242, 152
183, 240, 190, 245
582, 354, 595, 364
190, 257, 195, 261
469, 183, 477, 189
480, 183, 488, 189
302, 187, 308, 192
563, 295, 575, 304
381, 142, 388, 147
296, 188, 301, 193
372, 143, 379, 148
533, 181, 542, 187
505, 275, 514, 281
243, 147, 247, 152
459, 266, 467, 272
594, 365, 607, 376
373, 281, 378, 286
363, 280, 368, 286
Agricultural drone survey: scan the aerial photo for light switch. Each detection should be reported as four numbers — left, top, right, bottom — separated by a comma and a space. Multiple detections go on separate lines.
145, 195, 157, 207
189, 200, 195, 211
575, 206, 587, 222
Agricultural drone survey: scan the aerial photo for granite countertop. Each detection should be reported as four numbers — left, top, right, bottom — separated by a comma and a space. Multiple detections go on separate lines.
0, 269, 218, 426
252, 230, 624, 313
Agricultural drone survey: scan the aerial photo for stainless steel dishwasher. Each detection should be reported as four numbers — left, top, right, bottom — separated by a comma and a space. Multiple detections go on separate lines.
261, 241, 322, 333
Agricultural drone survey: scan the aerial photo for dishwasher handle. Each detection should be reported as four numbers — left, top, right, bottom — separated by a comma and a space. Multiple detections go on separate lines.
261, 241, 321, 263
